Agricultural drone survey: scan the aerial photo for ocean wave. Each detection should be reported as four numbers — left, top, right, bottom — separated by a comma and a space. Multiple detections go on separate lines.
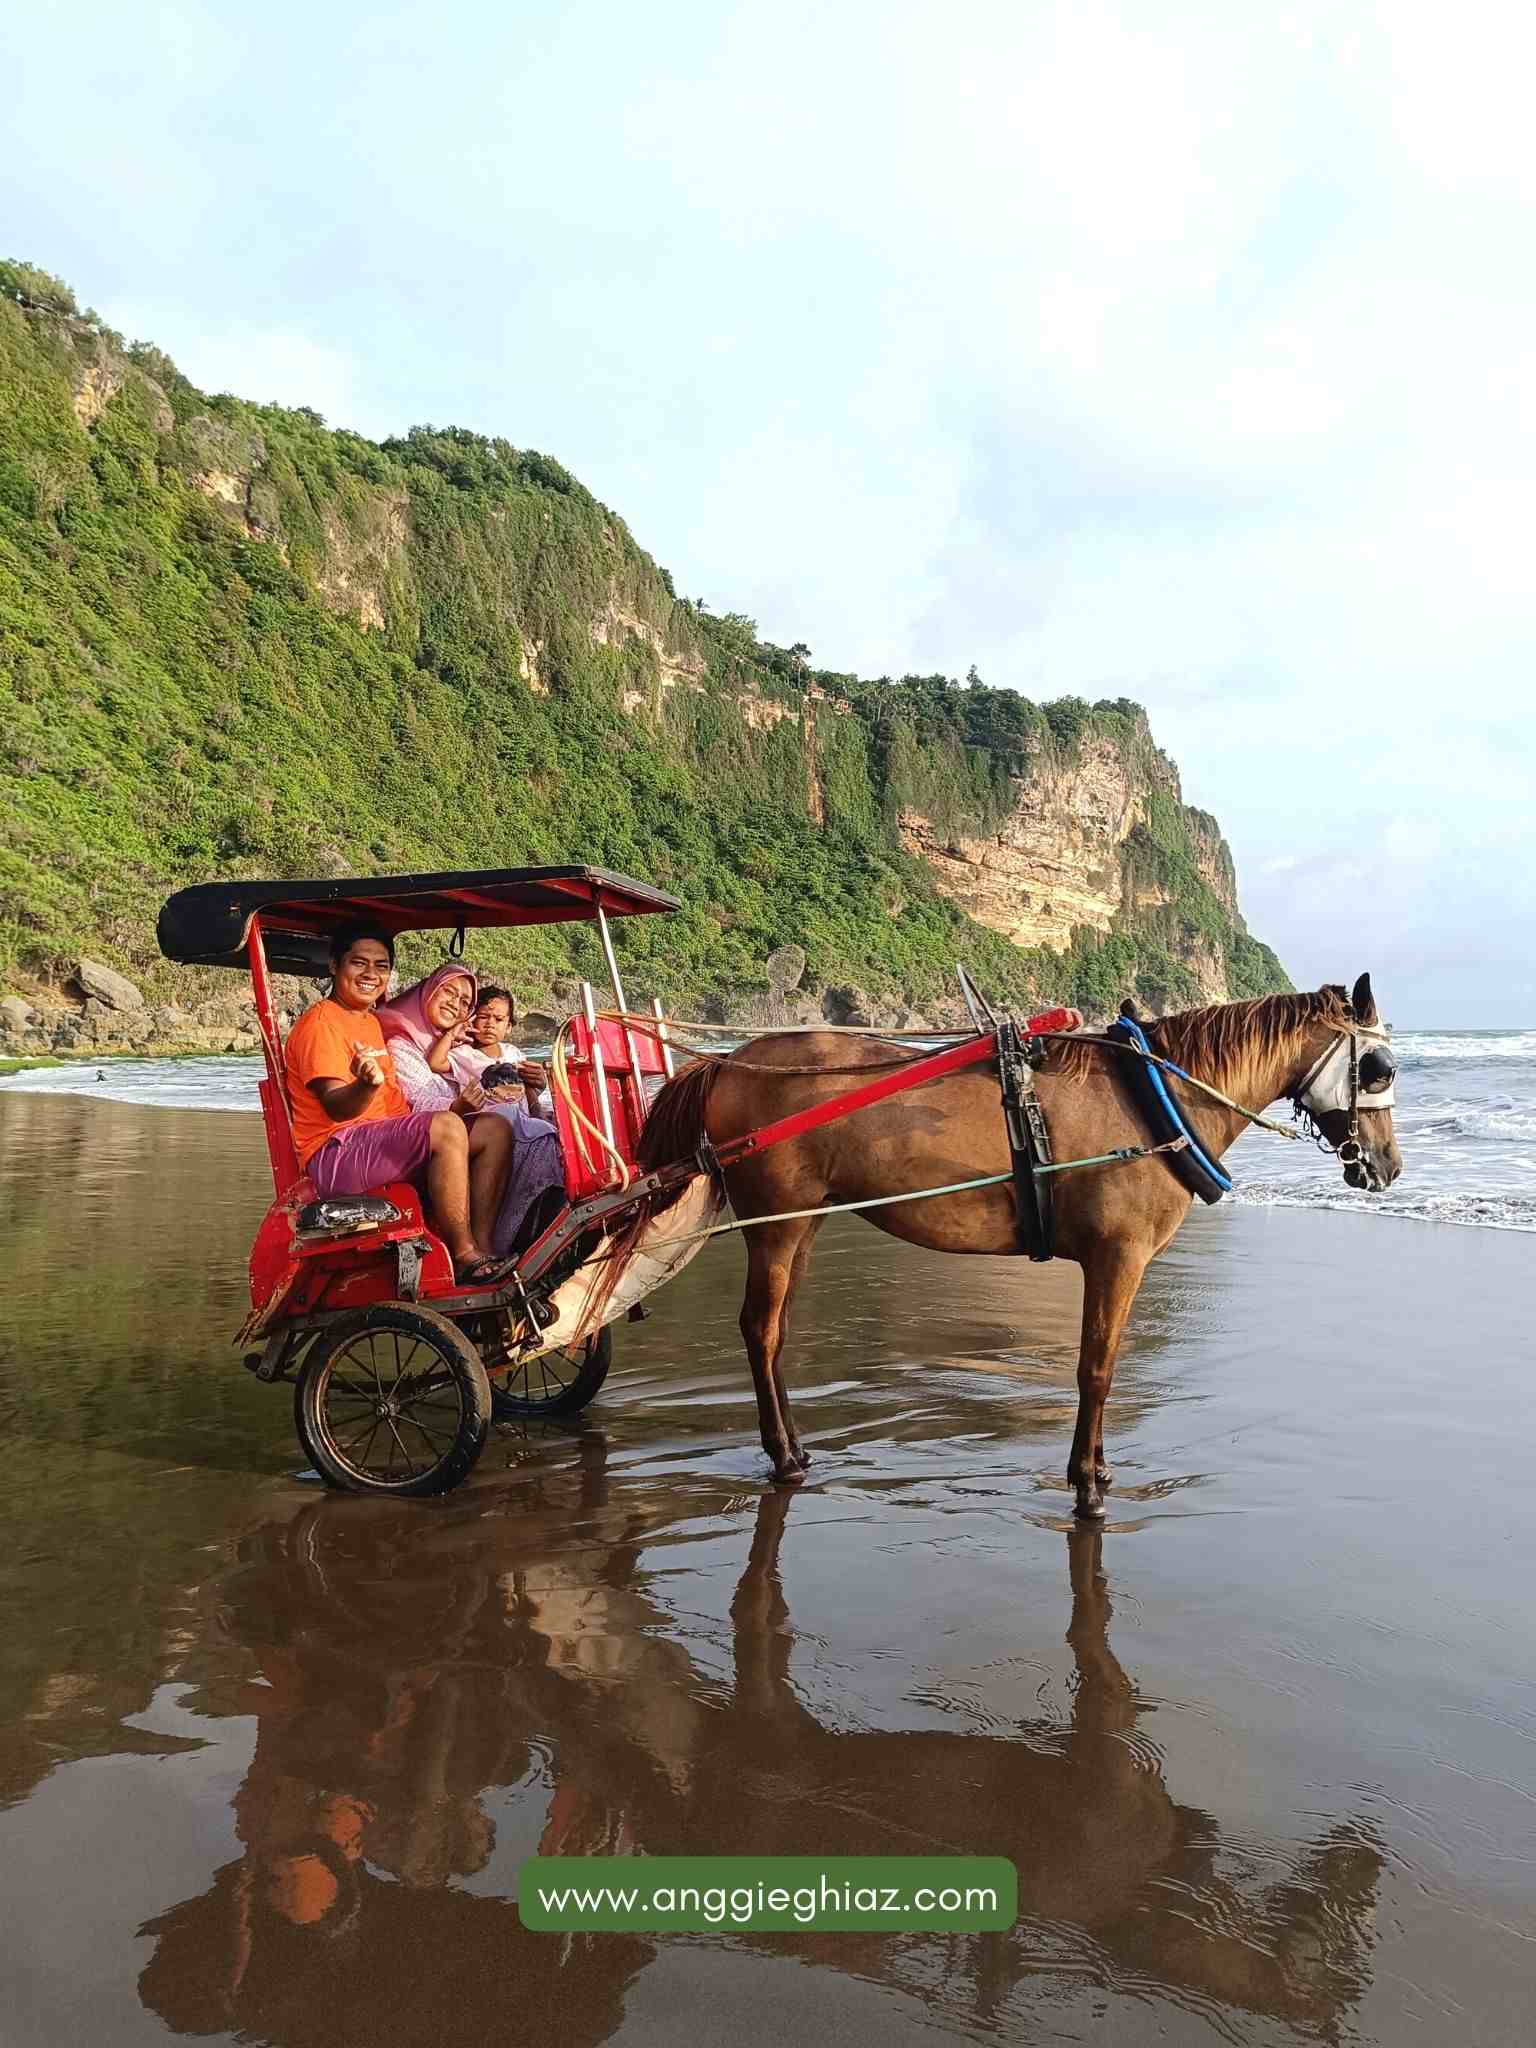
0, 1057, 261, 1113
1396, 1031, 1536, 1065
1230, 1180, 1536, 1233
1377, 1099, 1536, 1147
1438, 1103, 1536, 1143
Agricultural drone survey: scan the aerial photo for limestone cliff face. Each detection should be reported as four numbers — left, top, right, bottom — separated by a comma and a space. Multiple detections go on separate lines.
895, 728, 1253, 1005
900, 734, 1154, 945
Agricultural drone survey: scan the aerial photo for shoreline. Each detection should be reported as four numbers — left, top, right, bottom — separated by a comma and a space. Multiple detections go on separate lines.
3, 1070, 1530, 1238
0, 1047, 267, 1077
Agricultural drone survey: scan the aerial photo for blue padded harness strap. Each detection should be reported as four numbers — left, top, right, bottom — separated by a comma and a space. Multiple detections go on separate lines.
1106, 1016, 1232, 1205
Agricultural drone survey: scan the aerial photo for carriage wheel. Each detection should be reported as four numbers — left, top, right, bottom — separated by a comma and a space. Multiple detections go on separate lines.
294, 1304, 491, 1496
490, 1326, 612, 1421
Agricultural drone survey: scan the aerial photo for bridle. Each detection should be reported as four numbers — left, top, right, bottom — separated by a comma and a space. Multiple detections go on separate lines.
1290, 1021, 1395, 1171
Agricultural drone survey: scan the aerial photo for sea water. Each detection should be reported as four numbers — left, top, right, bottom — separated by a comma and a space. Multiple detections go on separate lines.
1229, 1029, 1536, 1233
5, 1030, 1534, 1232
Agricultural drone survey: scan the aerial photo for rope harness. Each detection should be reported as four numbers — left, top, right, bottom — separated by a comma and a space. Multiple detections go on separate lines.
545, 1003, 1395, 1260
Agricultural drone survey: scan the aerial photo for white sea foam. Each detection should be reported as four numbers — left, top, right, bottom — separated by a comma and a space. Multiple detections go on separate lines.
1396, 1030, 1536, 1064
1230, 1180, 1536, 1233
0, 1056, 261, 1112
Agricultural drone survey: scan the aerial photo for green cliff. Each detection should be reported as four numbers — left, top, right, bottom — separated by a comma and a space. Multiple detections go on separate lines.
0, 261, 1286, 1031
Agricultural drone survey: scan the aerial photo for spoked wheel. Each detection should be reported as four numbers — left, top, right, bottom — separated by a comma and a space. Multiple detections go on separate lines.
489, 1325, 612, 1421
294, 1304, 491, 1496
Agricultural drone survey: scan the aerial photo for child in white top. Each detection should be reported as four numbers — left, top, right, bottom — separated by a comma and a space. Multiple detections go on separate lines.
468, 986, 549, 1114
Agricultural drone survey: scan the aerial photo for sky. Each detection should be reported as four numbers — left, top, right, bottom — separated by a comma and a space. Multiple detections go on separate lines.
6, 0, 1533, 1026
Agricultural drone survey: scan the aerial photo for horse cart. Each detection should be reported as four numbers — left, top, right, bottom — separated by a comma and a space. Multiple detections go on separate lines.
157, 865, 726, 1496
159, 864, 1398, 1514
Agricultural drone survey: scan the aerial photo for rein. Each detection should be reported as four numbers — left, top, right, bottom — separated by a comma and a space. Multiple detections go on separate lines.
1033, 1029, 1304, 1139
555, 1008, 1392, 1248
609, 1007, 1364, 1144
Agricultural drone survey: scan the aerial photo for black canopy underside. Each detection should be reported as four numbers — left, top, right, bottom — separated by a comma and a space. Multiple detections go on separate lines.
157, 865, 680, 974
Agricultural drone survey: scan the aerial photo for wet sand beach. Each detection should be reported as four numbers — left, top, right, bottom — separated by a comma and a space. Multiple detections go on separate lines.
1, 1087, 1533, 2045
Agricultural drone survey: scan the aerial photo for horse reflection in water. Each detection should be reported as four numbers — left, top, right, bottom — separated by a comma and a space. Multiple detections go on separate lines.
139, 1446, 1383, 2046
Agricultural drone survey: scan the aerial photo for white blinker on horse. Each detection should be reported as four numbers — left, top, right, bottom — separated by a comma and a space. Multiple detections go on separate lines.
1294, 1025, 1397, 1117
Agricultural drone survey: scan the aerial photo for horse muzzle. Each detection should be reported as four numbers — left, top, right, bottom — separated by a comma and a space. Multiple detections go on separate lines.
1343, 1148, 1400, 1192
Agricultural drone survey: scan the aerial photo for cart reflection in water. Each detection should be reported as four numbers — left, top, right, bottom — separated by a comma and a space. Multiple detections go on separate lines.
136, 1444, 1382, 2046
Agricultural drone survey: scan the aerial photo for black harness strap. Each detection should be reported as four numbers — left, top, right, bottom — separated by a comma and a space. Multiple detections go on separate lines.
998, 1015, 1055, 1261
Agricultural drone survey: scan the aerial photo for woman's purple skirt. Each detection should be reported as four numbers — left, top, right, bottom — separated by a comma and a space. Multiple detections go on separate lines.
483, 1104, 565, 1253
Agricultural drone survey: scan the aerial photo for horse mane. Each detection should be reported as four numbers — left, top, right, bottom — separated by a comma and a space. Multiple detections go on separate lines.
1048, 987, 1355, 1095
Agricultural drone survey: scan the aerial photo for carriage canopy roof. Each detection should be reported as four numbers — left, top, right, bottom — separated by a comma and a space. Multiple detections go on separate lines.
157, 865, 681, 973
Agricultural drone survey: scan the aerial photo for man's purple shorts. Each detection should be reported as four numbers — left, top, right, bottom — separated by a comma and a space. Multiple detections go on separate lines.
308, 1112, 437, 1197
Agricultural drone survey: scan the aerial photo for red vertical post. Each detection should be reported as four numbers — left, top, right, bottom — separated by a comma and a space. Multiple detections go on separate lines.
247, 918, 299, 1193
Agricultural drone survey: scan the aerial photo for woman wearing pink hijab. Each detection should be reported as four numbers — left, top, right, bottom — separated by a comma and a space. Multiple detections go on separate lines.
377, 964, 565, 1253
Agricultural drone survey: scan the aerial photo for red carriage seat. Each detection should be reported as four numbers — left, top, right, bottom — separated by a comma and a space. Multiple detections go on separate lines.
551, 1015, 668, 1200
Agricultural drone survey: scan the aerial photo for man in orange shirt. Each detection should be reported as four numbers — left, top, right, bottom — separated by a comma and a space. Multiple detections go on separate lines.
285, 924, 514, 1284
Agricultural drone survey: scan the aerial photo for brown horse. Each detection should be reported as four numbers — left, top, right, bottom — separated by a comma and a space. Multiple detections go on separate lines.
635, 974, 1401, 1517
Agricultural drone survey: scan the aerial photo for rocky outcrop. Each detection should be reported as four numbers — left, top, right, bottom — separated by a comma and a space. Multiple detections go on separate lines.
593, 600, 705, 712
71, 959, 144, 1010
1, 995, 38, 1037
898, 735, 1156, 951
0, 972, 328, 1062
315, 492, 409, 632
66, 331, 173, 435
896, 732, 1246, 1004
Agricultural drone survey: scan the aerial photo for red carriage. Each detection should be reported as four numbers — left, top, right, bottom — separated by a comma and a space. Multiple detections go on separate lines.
157, 866, 724, 1496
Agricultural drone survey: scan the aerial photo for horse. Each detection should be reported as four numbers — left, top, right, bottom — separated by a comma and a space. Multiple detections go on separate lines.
633, 974, 1401, 1518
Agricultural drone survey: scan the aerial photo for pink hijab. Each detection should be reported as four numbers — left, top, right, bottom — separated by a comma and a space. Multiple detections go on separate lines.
376, 965, 487, 1085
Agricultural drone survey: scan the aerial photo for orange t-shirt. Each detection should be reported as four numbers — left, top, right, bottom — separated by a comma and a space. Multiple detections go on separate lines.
285, 998, 411, 1168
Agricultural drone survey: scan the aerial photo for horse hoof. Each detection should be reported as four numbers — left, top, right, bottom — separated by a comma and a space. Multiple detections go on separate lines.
792, 1447, 811, 1470
771, 1462, 807, 1488
1074, 1491, 1105, 1521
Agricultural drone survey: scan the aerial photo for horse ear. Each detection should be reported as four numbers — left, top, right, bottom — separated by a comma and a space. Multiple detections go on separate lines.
1350, 972, 1378, 1025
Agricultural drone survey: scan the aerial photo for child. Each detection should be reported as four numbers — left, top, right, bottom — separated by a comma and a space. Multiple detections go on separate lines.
468, 985, 549, 1114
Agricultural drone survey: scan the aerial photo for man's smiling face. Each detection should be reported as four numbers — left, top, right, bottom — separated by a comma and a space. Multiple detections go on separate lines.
333, 939, 392, 1010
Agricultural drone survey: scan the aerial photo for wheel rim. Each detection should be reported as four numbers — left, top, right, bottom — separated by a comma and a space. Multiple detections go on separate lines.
313, 1328, 465, 1484
495, 1340, 590, 1408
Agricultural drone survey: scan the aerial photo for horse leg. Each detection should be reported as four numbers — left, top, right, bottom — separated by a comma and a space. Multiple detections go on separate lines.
774, 1221, 823, 1470
1068, 1250, 1147, 1521
740, 1220, 816, 1486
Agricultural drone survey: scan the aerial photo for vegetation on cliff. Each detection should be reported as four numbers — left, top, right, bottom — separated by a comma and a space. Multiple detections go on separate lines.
0, 263, 1287, 1018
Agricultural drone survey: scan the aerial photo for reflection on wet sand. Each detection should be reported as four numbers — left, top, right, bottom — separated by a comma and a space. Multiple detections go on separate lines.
7, 1092, 1534, 2046
137, 1442, 1381, 2046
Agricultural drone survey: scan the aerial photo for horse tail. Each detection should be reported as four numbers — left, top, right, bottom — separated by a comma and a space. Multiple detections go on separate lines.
636, 1057, 722, 1176
568, 1057, 725, 1342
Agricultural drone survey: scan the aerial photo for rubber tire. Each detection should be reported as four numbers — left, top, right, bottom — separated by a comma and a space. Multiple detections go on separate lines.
490, 1326, 612, 1421
294, 1303, 491, 1497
